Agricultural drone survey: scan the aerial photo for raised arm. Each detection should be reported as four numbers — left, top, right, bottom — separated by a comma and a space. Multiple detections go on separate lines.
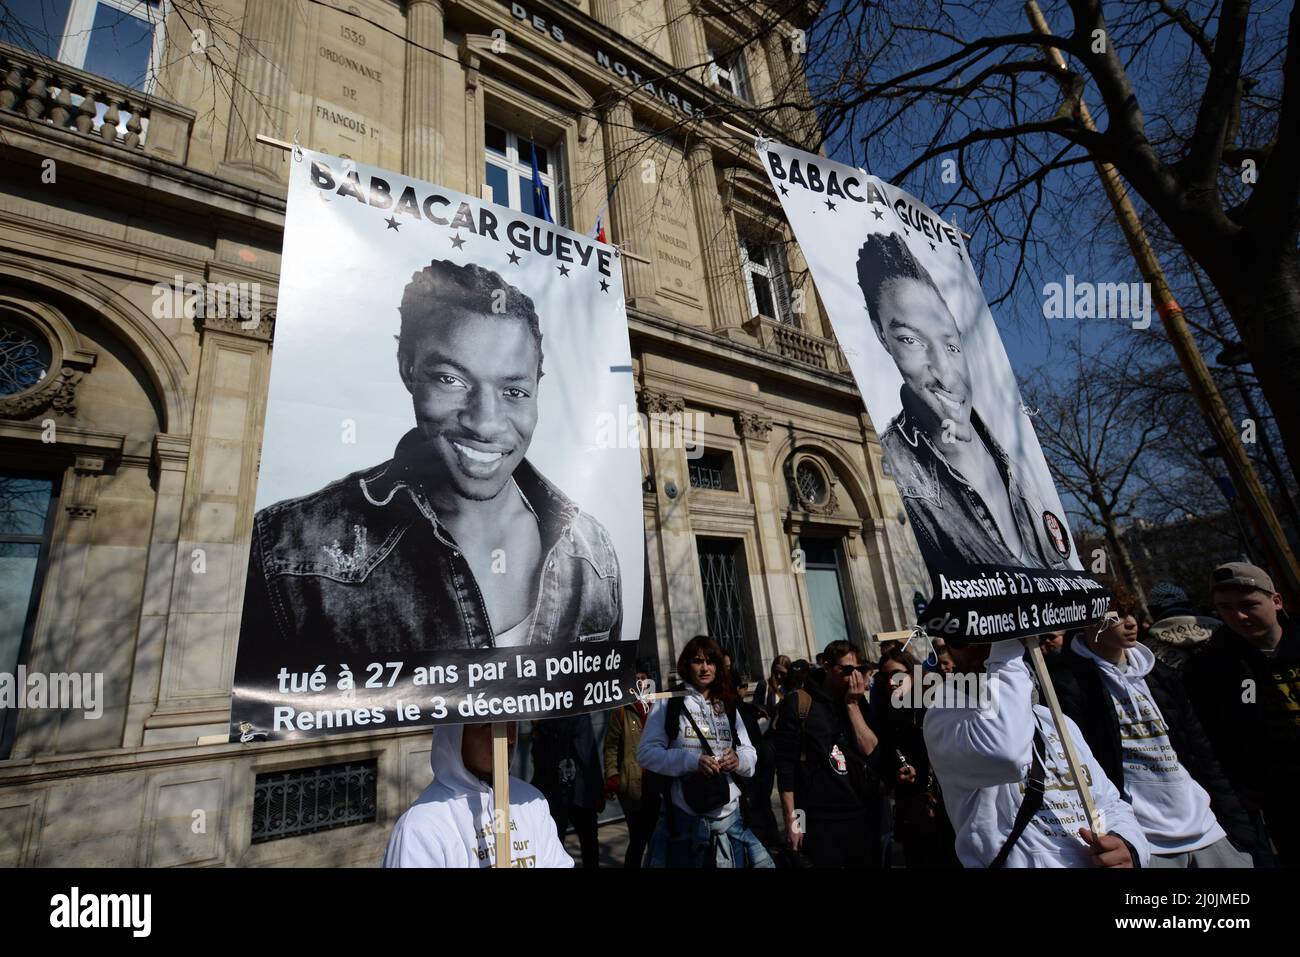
924, 638, 1035, 789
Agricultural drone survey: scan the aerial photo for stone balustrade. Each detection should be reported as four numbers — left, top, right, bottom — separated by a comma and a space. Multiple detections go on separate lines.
743, 314, 844, 373
0, 41, 193, 163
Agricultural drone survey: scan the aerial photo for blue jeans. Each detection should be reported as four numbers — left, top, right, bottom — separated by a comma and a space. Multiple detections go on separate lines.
645, 804, 775, 868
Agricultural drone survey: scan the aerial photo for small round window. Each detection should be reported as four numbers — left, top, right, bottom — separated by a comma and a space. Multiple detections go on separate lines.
795, 461, 828, 506
0, 316, 52, 396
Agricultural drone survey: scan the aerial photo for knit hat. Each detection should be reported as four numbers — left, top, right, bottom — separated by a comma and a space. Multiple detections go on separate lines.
1146, 582, 1195, 621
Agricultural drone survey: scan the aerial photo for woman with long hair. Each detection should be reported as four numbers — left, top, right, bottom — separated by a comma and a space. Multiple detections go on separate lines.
871, 645, 959, 868
760, 655, 792, 715
637, 636, 774, 867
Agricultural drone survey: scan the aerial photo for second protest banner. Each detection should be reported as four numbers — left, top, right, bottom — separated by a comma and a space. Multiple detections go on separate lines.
229, 150, 643, 742
760, 140, 1107, 641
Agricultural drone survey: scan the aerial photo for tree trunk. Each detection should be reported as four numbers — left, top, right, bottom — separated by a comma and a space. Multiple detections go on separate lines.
1216, 250, 1300, 486
1099, 506, 1149, 617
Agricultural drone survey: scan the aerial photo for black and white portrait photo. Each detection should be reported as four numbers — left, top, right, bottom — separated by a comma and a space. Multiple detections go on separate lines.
240, 259, 623, 654
229, 150, 642, 742
855, 232, 1070, 572
761, 141, 1081, 591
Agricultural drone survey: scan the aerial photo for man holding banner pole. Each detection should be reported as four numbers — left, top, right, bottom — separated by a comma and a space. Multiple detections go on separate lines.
758, 138, 1129, 866
925, 635, 1149, 868
383, 721, 573, 868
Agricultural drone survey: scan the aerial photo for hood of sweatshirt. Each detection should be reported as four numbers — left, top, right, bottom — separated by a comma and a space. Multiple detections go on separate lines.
428, 724, 492, 797
1071, 635, 1155, 680
383, 724, 574, 868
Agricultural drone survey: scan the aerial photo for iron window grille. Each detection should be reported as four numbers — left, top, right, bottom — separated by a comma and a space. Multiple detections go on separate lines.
689, 460, 723, 490
697, 539, 755, 680
252, 760, 378, 844
688, 451, 738, 492
0, 317, 51, 396
796, 461, 828, 505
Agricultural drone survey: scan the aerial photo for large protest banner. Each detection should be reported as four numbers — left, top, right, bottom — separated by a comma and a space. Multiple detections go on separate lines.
760, 140, 1108, 642
229, 149, 643, 743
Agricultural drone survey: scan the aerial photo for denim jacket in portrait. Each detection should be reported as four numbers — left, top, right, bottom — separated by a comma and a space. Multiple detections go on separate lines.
880, 385, 1071, 571
239, 430, 623, 655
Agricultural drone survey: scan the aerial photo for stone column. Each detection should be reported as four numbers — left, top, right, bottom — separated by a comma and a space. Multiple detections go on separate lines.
735, 410, 803, 665
602, 100, 663, 310
686, 140, 746, 329
121, 434, 190, 748
458, 41, 484, 196
762, 30, 802, 142
223, 0, 295, 178
664, 0, 709, 84
590, 0, 621, 30
403, 0, 445, 182
642, 389, 707, 667
148, 312, 275, 744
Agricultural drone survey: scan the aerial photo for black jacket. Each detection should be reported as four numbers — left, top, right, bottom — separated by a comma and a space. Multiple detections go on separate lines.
1046, 642, 1253, 849
773, 670, 880, 818
239, 429, 621, 654
1183, 617, 1300, 802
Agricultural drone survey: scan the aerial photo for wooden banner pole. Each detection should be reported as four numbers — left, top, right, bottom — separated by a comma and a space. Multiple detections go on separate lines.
491, 722, 511, 869
1023, 1, 1300, 609
1026, 641, 1103, 835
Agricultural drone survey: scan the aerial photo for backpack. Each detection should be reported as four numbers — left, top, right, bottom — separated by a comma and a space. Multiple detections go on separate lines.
766, 688, 814, 757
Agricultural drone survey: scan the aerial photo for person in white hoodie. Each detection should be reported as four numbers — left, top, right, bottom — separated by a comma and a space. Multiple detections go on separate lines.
924, 636, 1150, 868
382, 721, 574, 868
637, 635, 774, 867
1049, 599, 1253, 868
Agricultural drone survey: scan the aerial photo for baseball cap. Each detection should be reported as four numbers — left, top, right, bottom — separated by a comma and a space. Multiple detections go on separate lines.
1210, 561, 1276, 596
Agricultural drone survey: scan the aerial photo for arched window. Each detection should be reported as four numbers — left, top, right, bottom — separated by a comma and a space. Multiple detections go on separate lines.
0, 314, 52, 396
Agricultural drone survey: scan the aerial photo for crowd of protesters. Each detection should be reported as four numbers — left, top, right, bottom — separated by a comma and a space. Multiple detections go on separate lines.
386, 559, 1296, 868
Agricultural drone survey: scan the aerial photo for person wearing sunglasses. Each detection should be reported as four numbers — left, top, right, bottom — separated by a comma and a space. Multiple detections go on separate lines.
773, 640, 883, 867
759, 655, 793, 715
1047, 589, 1253, 867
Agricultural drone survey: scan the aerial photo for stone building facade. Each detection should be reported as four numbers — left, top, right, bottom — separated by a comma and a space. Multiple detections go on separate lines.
0, 0, 924, 865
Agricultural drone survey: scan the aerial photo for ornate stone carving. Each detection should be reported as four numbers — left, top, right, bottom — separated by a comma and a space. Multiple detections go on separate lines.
64, 454, 106, 520
638, 389, 686, 416
0, 364, 85, 419
197, 310, 275, 342
736, 410, 773, 439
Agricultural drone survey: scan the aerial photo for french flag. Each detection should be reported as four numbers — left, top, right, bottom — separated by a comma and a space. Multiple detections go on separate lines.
590, 206, 607, 244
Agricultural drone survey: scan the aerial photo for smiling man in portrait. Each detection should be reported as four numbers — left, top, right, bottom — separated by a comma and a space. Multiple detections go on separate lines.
239, 258, 622, 654
856, 232, 1069, 571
